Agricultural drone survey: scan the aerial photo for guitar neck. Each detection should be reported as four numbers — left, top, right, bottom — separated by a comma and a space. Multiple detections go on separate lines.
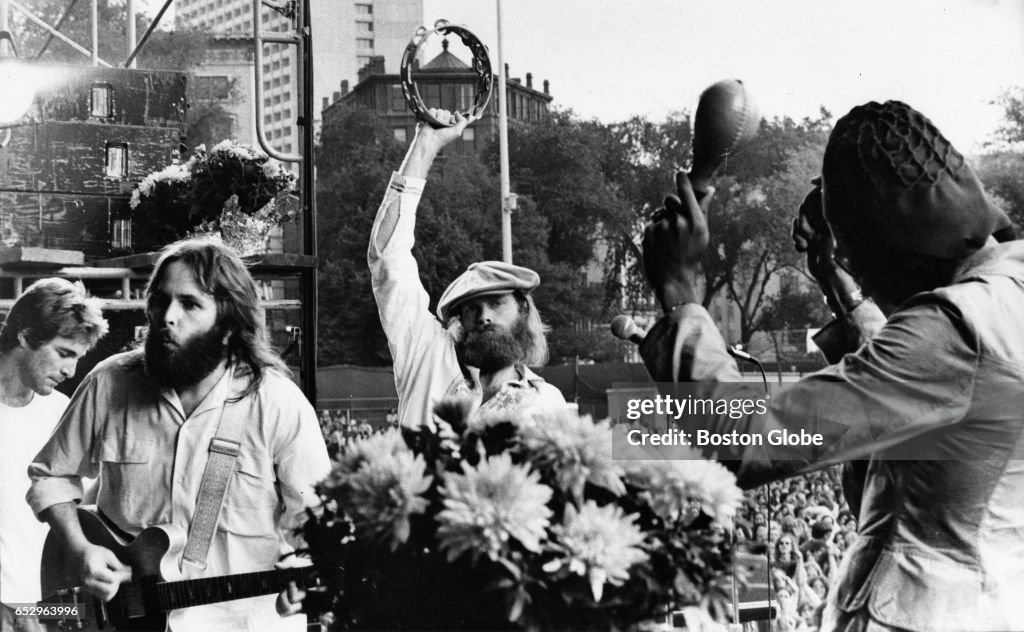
156, 567, 309, 612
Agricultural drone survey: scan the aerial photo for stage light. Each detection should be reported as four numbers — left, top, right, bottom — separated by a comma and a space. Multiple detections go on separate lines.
0, 58, 35, 125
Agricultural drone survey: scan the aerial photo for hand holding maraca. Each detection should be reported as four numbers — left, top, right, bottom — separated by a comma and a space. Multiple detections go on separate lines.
642, 79, 760, 313
690, 79, 760, 194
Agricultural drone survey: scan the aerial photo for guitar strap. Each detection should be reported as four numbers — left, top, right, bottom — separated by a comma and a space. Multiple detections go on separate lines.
182, 365, 246, 571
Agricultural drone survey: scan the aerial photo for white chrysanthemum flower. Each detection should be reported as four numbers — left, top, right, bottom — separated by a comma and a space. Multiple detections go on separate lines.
149, 163, 189, 184
436, 452, 553, 563
546, 501, 649, 602
518, 411, 625, 501
335, 428, 408, 476
345, 449, 433, 550
624, 458, 742, 523
137, 174, 157, 197
262, 160, 283, 178
129, 188, 141, 209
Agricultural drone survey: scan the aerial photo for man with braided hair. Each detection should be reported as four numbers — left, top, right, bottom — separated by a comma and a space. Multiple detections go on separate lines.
639, 100, 1024, 631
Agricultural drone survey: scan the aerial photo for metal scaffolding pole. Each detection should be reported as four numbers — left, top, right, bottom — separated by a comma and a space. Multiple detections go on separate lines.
496, 0, 512, 263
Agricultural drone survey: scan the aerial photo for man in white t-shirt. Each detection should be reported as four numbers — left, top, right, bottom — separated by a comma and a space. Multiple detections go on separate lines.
0, 279, 108, 631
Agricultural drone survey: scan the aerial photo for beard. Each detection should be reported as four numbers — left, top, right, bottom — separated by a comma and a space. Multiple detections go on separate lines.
457, 318, 531, 373
144, 324, 228, 389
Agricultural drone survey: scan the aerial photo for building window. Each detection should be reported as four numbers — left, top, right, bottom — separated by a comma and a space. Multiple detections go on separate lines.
283, 143, 292, 153
356, 20, 373, 33
90, 82, 114, 118
357, 55, 373, 69
195, 75, 231, 100
104, 142, 129, 179
423, 83, 441, 109
393, 127, 407, 143
356, 38, 374, 50
389, 85, 405, 111
458, 84, 474, 111
355, 3, 372, 15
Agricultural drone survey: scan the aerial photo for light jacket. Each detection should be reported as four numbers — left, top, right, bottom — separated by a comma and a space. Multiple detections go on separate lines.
640, 241, 1024, 631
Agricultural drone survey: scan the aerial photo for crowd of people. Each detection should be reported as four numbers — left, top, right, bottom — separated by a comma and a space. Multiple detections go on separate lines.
316, 408, 397, 458
732, 467, 856, 631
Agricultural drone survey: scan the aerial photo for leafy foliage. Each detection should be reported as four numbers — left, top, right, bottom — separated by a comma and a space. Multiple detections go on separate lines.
16, 1, 212, 69
991, 87, 1024, 145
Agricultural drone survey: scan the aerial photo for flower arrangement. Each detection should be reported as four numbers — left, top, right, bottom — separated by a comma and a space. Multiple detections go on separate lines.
301, 400, 743, 631
128, 140, 299, 254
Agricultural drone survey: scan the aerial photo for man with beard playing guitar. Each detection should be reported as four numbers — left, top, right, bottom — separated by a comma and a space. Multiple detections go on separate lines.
28, 239, 330, 631
368, 108, 566, 428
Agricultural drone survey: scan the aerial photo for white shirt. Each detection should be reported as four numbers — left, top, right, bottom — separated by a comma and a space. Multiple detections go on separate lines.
28, 353, 331, 631
367, 172, 567, 428
0, 390, 68, 604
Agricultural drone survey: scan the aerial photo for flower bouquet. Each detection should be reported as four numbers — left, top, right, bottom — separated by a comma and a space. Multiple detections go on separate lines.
129, 140, 299, 254
300, 400, 743, 631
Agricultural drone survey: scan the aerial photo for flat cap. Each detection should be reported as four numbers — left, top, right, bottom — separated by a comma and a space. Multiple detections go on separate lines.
437, 261, 540, 321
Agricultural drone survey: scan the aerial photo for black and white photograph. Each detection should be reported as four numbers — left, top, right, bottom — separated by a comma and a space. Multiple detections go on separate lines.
1, 1, 1022, 630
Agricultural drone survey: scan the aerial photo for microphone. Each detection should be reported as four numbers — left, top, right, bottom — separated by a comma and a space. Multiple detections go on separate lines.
727, 345, 756, 362
610, 315, 646, 345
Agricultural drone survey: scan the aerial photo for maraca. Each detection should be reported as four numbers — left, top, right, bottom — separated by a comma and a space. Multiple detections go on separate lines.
690, 79, 760, 194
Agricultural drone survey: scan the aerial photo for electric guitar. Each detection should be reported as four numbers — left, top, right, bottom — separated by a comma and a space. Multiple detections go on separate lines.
40, 506, 321, 631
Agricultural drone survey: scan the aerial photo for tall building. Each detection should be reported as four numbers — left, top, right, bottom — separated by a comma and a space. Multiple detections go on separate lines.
176, 0, 423, 153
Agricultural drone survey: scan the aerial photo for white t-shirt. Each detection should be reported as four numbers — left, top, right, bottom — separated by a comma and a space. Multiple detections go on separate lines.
0, 390, 68, 604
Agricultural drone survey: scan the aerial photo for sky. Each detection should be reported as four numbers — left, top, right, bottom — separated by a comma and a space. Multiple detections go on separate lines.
133, 0, 1024, 152
417, 0, 1024, 152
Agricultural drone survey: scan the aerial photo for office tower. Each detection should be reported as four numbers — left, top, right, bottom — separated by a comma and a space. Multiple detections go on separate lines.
176, 0, 423, 152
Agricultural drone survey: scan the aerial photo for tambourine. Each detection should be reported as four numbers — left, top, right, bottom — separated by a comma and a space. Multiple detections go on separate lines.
399, 19, 494, 128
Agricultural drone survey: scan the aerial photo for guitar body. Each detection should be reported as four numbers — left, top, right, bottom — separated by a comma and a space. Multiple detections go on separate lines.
40, 506, 318, 631
41, 506, 186, 632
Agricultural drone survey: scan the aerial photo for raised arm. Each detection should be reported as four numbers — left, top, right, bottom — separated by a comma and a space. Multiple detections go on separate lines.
366, 110, 477, 425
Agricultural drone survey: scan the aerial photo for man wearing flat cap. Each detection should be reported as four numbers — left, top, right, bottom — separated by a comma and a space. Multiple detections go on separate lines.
368, 109, 565, 428
640, 100, 1024, 631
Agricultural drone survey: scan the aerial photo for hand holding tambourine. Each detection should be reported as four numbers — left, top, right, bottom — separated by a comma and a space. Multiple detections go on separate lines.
400, 20, 493, 129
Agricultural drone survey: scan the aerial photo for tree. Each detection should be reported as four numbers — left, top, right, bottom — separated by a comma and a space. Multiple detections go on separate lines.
15, 1, 210, 69
706, 129, 831, 344
991, 87, 1024, 145
603, 112, 694, 314
977, 86, 1024, 232
315, 106, 407, 366
486, 110, 642, 362
602, 110, 833, 345
976, 150, 1024, 231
